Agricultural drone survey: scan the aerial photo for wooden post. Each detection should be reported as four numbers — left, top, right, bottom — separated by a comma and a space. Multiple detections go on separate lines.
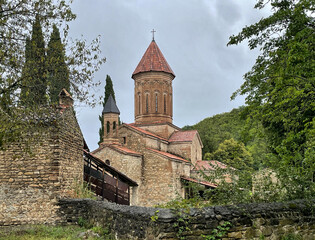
128, 186, 130, 205
115, 175, 118, 203
101, 168, 105, 200
88, 158, 91, 185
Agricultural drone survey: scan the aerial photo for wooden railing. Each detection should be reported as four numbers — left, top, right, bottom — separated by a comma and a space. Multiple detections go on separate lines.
83, 150, 137, 205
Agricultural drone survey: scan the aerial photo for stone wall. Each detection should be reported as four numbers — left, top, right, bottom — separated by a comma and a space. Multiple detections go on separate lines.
139, 150, 190, 206
168, 142, 191, 162
56, 108, 84, 198
0, 107, 84, 226
137, 122, 179, 139
58, 199, 315, 240
119, 125, 160, 153
168, 134, 202, 165
93, 146, 143, 205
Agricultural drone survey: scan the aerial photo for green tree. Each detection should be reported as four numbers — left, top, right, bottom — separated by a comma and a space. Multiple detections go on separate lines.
228, 0, 315, 168
47, 24, 70, 104
20, 15, 47, 105
0, 0, 105, 148
183, 107, 270, 168
228, 0, 315, 199
183, 107, 245, 155
206, 138, 253, 171
98, 75, 116, 144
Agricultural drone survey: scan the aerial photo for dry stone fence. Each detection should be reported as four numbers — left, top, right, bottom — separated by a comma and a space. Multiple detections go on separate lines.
57, 198, 315, 240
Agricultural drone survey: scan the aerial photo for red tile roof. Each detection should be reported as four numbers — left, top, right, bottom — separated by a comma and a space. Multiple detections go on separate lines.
92, 144, 142, 156
110, 144, 142, 156
181, 176, 217, 188
193, 160, 230, 171
134, 122, 181, 131
132, 40, 175, 77
126, 124, 168, 141
147, 148, 190, 163
168, 130, 198, 142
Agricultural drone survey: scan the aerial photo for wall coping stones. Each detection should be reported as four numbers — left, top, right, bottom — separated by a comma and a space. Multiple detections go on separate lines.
57, 198, 315, 239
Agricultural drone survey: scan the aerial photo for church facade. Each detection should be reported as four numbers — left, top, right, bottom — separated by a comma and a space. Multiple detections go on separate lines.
92, 39, 216, 207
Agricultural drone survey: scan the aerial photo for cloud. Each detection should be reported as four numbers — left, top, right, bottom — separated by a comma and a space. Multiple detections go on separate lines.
69, 0, 270, 150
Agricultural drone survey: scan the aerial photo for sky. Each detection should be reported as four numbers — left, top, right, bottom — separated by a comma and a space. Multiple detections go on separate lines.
68, 0, 271, 151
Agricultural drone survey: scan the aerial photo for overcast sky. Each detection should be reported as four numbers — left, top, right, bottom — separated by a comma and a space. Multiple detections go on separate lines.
68, 0, 270, 151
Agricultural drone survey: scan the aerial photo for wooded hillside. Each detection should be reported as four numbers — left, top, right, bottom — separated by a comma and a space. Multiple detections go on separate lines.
183, 107, 270, 170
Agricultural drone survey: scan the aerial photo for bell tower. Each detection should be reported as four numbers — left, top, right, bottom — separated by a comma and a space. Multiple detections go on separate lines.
101, 94, 120, 144
132, 38, 175, 124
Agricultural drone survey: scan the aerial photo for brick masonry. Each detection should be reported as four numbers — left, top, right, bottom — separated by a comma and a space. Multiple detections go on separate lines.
58, 198, 315, 240
0, 106, 84, 226
133, 71, 174, 124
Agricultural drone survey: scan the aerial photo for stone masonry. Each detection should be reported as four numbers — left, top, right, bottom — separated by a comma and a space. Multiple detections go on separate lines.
58, 198, 315, 240
0, 91, 84, 226
93, 39, 214, 207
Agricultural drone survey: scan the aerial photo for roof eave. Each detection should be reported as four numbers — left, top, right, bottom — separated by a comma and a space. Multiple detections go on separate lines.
132, 70, 175, 79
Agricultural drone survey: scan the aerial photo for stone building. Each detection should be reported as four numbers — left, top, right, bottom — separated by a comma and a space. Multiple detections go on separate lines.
0, 89, 85, 225
92, 39, 217, 207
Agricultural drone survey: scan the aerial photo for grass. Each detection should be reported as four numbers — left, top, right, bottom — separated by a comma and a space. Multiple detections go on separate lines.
0, 225, 112, 240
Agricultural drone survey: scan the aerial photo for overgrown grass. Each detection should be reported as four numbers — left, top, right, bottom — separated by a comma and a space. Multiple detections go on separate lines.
73, 180, 97, 200
0, 224, 112, 240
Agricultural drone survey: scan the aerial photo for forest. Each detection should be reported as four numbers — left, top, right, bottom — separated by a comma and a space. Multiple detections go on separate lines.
183, 106, 270, 171
178, 0, 314, 206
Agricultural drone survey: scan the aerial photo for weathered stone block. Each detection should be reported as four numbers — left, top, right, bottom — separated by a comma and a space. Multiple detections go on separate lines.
228, 231, 242, 238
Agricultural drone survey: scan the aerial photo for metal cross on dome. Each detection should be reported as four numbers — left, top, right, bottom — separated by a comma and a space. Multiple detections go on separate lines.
151, 29, 156, 41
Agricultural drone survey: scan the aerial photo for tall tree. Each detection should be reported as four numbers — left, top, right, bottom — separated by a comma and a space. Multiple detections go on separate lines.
47, 24, 70, 104
228, 0, 314, 166
98, 75, 116, 144
20, 15, 47, 105
206, 138, 253, 171
0, 0, 106, 148
228, 0, 315, 198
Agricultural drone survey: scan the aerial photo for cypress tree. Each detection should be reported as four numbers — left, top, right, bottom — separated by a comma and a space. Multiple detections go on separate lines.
20, 15, 47, 106
104, 75, 115, 103
98, 75, 116, 144
47, 24, 70, 104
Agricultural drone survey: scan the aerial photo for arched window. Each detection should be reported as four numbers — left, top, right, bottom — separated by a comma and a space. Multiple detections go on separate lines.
146, 94, 149, 113
138, 94, 141, 115
113, 121, 116, 130
155, 93, 158, 113
106, 121, 110, 134
164, 94, 166, 113
170, 93, 172, 114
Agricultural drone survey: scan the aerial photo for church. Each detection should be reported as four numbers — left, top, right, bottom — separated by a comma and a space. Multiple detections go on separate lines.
91, 38, 221, 207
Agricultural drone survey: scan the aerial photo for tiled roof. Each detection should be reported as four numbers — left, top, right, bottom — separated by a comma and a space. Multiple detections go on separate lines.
102, 94, 120, 114
134, 122, 181, 131
147, 148, 190, 163
92, 144, 142, 156
193, 160, 230, 171
110, 144, 141, 156
132, 40, 175, 77
168, 130, 198, 142
126, 124, 168, 141
181, 176, 217, 188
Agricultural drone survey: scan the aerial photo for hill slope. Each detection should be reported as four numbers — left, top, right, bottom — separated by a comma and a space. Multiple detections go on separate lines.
182, 107, 270, 169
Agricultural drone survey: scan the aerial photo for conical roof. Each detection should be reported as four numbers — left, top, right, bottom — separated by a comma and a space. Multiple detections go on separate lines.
132, 40, 175, 78
102, 94, 120, 114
